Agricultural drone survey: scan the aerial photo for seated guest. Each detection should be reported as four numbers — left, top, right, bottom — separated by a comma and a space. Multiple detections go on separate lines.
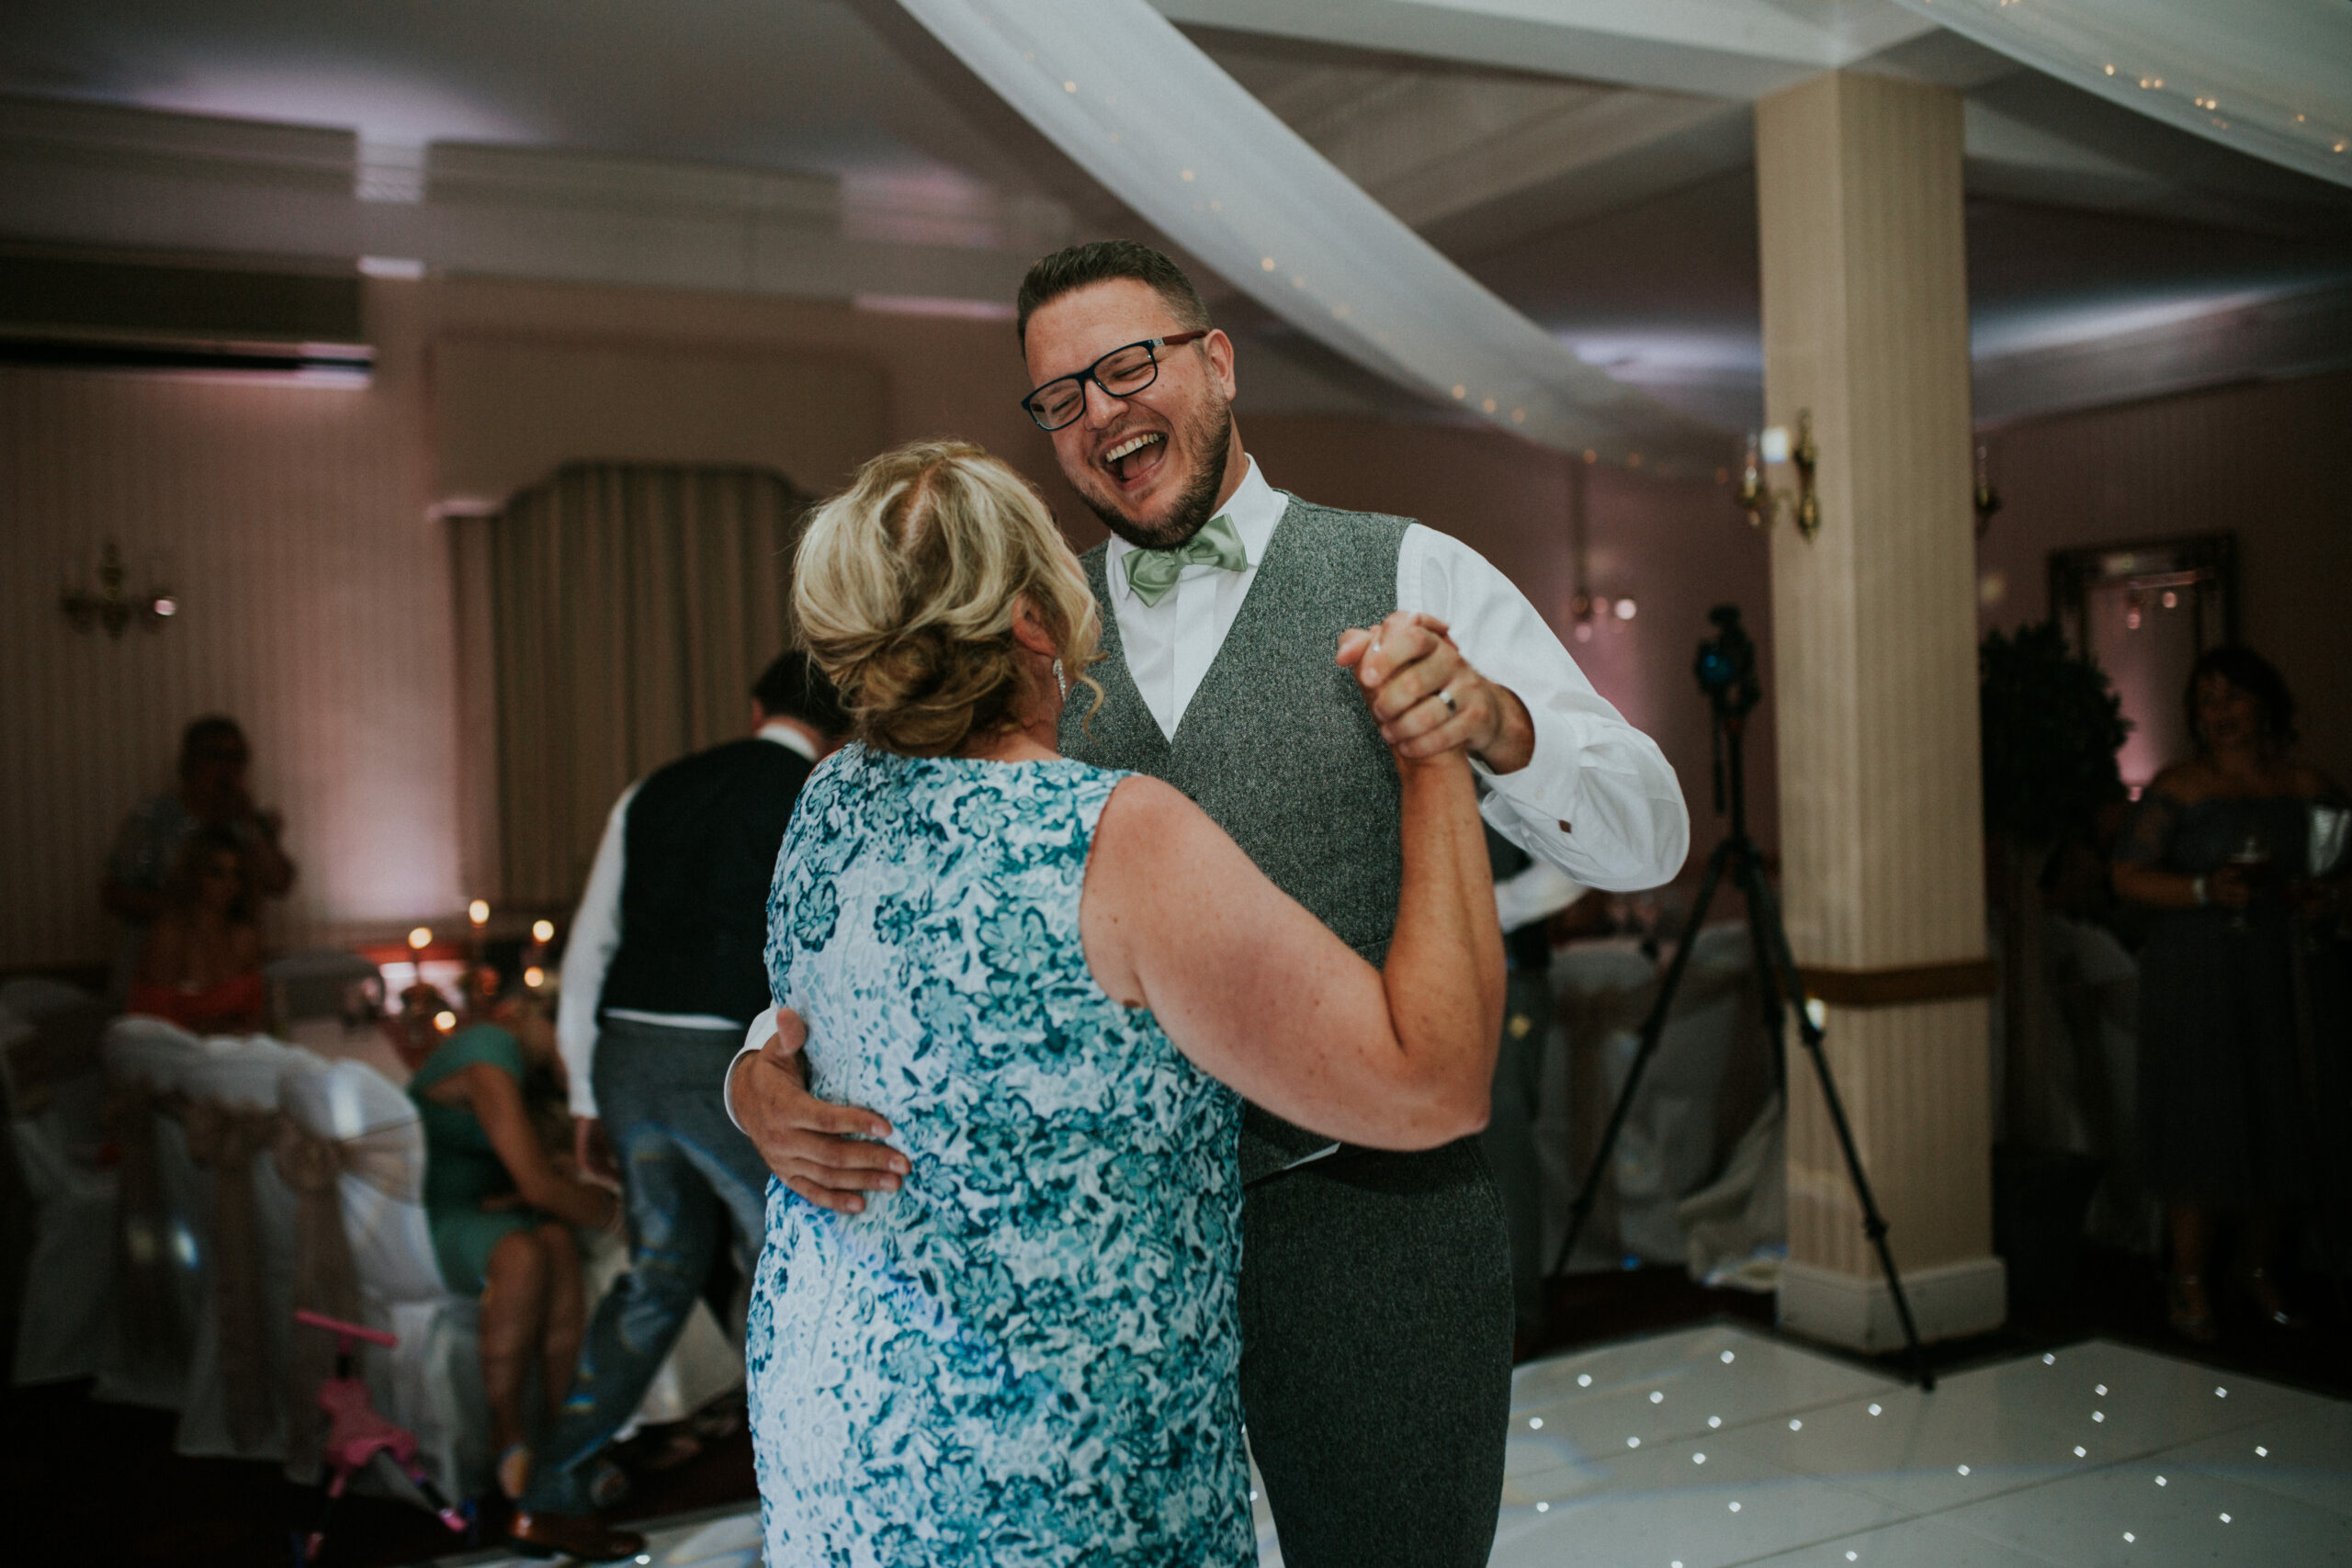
103, 716, 296, 1002
403, 992, 620, 1500
126, 831, 266, 1035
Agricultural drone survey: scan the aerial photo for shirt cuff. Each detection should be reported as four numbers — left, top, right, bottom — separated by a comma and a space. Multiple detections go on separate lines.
722, 1010, 780, 1135
1473, 701, 1582, 822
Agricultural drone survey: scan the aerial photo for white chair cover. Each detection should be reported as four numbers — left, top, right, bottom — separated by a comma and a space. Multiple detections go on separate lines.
273, 1055, 738, 1497
95, 1016, 213, 1409
1609, 924, 1754, 1264
1546, 940, 1659, 1269
1, 983, 117, 1386
2043, 914, 2152, 1255
265, 950, 385, 1028
171, 1036, 311, 1461
1548, 928, 1765, 1269
275, 1056, 480, 1494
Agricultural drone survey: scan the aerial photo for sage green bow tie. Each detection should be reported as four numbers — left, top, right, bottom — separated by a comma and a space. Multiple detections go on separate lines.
1123, 513, 1248, 607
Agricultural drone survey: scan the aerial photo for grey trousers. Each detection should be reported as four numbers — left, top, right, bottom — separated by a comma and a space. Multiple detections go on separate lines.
1481, 970, 1555, 1334
1238, 1129, 1514, 1568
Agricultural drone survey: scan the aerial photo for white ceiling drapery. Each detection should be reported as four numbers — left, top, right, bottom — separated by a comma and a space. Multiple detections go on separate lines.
1892, 0, 2352, 190
893, 0, 1731, 468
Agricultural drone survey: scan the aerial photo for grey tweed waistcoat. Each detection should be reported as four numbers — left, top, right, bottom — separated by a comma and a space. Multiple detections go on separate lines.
1063, 499, 1412, 1181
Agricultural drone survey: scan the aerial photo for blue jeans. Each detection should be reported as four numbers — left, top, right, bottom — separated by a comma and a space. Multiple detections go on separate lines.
519, 1019, 767, 1515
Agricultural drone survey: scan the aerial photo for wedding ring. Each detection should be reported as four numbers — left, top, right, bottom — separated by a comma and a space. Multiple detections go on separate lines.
1437, 686, 1457, 712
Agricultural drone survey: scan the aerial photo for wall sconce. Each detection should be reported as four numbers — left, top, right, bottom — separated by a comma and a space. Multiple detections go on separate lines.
61, 541, 175, 637
1737, 411, 1820, 539
1568, 592, 1597, 642
1973, 445, 2004, 538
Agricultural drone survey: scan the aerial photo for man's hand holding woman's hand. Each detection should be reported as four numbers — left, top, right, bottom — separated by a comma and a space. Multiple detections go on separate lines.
729, 1008, 909, 1213
1338, 610, 1533, 773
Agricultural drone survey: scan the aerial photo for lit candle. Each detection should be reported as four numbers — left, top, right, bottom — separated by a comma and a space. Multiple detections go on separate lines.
467, 897, 490, 973
407, 926, 433, 1013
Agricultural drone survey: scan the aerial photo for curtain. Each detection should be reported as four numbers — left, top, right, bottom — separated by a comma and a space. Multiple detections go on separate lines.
469, 464, 810, 909
1891, 0, 2352, 189
893, 0, 1730, 472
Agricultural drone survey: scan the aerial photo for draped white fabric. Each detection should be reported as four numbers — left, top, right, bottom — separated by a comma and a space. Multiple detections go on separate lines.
1893, 0, 2352, 189
895, 0, 1730, 468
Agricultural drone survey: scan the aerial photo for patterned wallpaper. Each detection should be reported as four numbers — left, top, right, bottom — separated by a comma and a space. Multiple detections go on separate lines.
0, 289, 460, 968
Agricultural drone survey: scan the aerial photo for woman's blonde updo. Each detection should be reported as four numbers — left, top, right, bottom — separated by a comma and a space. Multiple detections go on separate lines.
793, 440, 1102, 757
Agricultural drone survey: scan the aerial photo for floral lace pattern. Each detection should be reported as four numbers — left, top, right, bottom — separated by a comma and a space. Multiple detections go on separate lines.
747, 746, 1248, 1567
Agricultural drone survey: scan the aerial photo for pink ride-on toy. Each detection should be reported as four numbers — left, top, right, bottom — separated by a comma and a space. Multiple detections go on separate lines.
294, 1309, 469, 1564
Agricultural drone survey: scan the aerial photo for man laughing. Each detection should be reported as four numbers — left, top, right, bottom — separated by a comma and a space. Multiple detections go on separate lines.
733, 240, 1687, 1567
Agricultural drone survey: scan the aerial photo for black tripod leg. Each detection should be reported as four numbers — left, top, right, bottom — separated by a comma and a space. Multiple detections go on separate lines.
1546, 836, 1735, 1280
1739, 856, 1937, 1392
1740, 883, 1787, 1086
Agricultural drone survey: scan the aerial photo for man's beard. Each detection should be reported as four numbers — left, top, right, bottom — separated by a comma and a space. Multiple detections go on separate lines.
1080, 399, 1234, 552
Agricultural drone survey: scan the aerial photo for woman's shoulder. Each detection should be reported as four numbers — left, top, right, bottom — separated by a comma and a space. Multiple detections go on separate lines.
413, 1023, 524, 1089
2144, 759, 2219, 806
1090, 774, 1220, 881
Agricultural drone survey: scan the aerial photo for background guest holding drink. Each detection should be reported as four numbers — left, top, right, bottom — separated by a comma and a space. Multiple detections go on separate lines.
2113, 645, 2345, 1343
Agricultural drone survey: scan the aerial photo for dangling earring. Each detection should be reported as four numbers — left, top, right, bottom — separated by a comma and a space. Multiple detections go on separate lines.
1053, 658, 1068, 700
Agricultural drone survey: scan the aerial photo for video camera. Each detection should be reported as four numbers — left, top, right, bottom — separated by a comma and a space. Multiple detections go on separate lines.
1692, 604, 1760, 720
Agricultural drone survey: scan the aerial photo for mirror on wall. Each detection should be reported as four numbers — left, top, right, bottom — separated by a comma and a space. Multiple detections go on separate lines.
2048, 534, 2236, 795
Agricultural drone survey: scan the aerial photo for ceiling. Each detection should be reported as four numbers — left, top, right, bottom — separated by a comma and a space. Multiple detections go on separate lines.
4, 0, 2348, 428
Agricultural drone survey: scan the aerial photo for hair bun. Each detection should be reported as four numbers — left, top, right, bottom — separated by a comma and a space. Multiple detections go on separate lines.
792, 441, 1100, 758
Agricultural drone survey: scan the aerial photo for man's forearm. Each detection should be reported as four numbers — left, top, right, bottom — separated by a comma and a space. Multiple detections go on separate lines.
1474, 684, 1536, 776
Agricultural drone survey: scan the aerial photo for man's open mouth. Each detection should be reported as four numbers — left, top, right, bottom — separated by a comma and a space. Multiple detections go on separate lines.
1102, 431, 1165, 485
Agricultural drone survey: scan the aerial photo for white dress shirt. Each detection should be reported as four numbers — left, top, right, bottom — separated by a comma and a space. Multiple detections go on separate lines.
560, 722, 820, 1120
723, 468, 1688, 1136
1103, 457, 1688, 893
1496, 859, 1587, 935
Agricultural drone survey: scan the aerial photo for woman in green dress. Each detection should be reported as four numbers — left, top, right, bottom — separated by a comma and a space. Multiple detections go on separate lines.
405, 993, 619, 1498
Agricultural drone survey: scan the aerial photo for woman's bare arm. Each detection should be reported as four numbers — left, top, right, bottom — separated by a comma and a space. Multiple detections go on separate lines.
1081, 750, 1504, 1150
456, 1064, 620, 1231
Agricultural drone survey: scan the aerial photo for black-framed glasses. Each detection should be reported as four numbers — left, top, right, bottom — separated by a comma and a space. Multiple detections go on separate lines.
1020, 331, 1209, 432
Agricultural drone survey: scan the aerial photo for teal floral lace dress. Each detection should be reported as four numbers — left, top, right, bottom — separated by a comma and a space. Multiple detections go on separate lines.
746, 746, 1249, 1566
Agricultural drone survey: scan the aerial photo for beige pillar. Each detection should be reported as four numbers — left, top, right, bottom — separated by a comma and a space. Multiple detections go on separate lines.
1755, 71, 2004, 1350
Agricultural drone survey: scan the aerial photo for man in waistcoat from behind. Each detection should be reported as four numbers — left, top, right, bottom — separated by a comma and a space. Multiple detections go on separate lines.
730, 243, 1688, 1567
509, 652, 845, 1562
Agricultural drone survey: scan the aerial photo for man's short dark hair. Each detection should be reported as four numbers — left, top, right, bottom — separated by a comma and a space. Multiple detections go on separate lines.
178, 715, 248, 775
1016, 240, 1210, 346
754, 649, 850, 737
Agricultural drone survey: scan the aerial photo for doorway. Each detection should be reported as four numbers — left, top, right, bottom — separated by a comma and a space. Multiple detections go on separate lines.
2049, 534, 2235, 794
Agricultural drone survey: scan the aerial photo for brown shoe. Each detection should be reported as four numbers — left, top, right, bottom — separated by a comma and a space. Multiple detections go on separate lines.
2166, 1272, 2221, 1347
507, 1510, 648, 1562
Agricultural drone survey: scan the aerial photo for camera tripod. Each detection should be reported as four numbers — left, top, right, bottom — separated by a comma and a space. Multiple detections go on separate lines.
1546, 606, 1935, 1390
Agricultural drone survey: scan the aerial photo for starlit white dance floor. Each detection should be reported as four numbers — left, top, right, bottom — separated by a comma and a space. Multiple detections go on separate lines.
425, 1323, 2352, 1568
